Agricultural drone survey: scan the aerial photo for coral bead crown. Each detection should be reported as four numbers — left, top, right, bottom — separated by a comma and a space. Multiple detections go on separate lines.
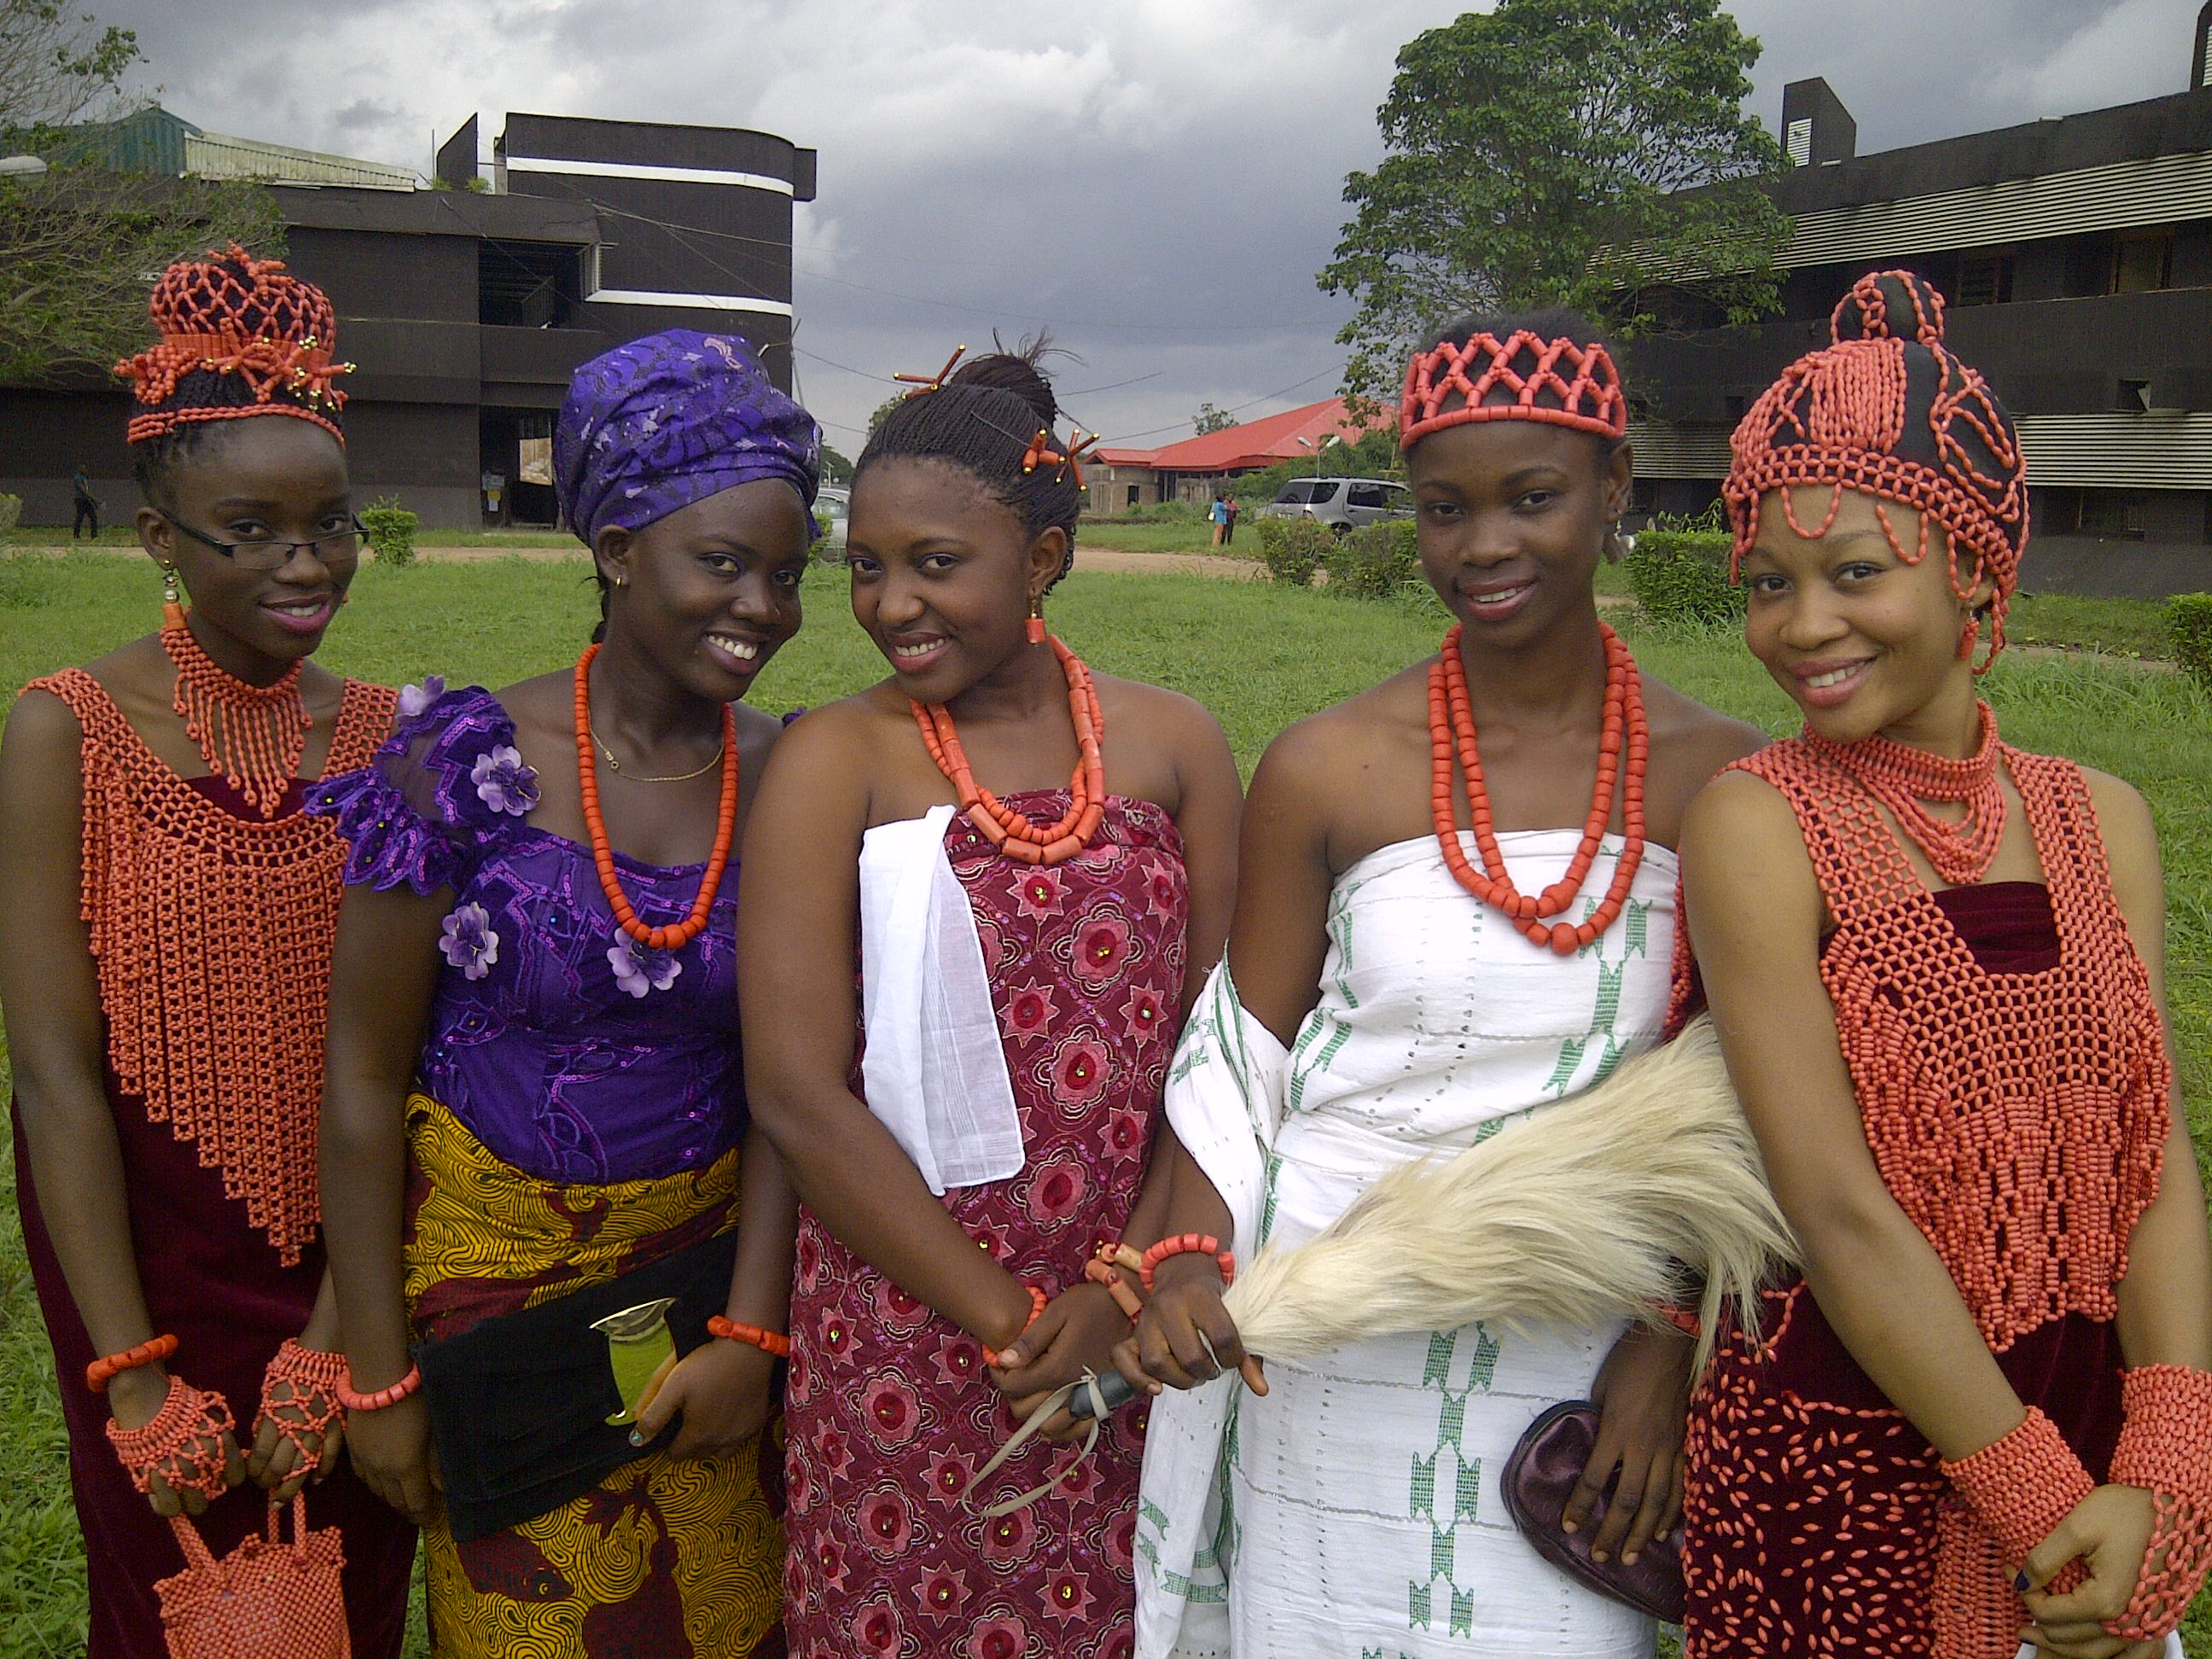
114, 244, 352, 445
1400, 329, 1627, 451
1723, 270, 2027, 665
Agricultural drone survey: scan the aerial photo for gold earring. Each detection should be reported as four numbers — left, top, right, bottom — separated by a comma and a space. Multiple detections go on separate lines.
160, 564, 185, 632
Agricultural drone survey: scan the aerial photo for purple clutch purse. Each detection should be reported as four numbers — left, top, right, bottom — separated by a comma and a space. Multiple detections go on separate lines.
1500, 1400, 1685, 1623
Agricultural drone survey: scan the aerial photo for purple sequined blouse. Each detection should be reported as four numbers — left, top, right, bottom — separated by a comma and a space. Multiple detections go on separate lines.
309, 684, 745, 1185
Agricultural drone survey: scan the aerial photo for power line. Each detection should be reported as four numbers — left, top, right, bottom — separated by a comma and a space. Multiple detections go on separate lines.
1061, 370, 1162, 396
1097, 364, 1343, 445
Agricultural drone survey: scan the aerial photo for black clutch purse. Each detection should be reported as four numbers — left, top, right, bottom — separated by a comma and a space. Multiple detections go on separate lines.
416, 1227, 739, 1541
1500, 1400, 1686, 1624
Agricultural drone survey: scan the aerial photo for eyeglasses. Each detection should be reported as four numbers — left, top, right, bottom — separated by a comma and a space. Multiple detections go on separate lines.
160, 511, 365, 571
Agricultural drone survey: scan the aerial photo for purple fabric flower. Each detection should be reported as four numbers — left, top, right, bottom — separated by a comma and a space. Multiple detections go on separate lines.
309, 765, 464, 895
471, 744, 538, 817
553, 329, 821, 546
397, 675, 447, 721
439, 902, 499, 981
608, 935, 683, 998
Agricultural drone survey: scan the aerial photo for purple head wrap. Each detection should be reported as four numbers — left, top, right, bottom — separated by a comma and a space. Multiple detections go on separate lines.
554, 329, 821, 546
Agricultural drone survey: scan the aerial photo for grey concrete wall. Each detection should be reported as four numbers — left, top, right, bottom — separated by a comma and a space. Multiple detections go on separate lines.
2020, 533, 2212, 598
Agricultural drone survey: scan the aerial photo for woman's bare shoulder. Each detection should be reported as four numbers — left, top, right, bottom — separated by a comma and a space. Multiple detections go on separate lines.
1644, 674, 1771, 772
1246, 666, 1429, 840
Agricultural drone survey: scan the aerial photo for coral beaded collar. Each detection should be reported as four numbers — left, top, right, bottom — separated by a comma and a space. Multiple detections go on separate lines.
1804, 701, 2006, 887
162, 618, 311, 819
1429, 620, 1649, 954
572, 643, 738, 952
911, 633, 1106, 866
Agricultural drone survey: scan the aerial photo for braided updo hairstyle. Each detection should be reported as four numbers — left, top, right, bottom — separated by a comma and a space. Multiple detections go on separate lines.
854, 338, 1083, 590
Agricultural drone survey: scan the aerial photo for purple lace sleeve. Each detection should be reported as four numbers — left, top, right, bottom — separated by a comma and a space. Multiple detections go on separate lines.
307, 682, 540, 895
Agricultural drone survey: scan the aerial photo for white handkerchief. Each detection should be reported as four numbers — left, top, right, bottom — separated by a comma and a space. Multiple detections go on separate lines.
858, 806, 1024, 1196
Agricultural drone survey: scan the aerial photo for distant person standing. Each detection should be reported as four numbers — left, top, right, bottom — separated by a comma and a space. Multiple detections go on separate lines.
71, 466, 100, 539
1224, 492, 1241, 546
1208, 491, 1228, 546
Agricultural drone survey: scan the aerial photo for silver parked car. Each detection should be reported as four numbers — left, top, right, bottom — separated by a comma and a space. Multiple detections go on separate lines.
1258, 475, 1414, 533
816, 485, 850, 556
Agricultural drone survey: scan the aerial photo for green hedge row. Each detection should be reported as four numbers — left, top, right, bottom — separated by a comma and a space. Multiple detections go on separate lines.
1623, 529, 1743, 626
359, 498, 419, 568
2168, 593, 2212, 690
1254, 516, 1424, 602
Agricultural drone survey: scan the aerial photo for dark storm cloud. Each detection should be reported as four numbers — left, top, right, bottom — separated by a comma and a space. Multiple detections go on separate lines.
84, 0, 2208, 442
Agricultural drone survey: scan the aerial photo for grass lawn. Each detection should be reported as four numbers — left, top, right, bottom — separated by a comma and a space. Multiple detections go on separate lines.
1, 551, 2208, 1655
1078, 518, 1248, 556
2008, 590, 2180, 661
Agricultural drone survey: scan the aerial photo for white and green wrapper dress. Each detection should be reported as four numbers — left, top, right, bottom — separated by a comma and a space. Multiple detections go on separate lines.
1135, 830, 1678, 1659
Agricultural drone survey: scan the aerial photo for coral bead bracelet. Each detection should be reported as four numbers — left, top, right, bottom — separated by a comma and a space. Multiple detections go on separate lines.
86, 1333, 179, 1394
706, 1316, 793, 1359
982, 1284, 1051, 1369
1086, 1241, 1148, 1321
336, 1364, 422, 1414
1139, 1232, 1237, 1295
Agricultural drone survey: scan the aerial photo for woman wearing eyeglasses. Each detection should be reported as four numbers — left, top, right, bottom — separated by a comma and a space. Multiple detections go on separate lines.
0, 247, 415, 1659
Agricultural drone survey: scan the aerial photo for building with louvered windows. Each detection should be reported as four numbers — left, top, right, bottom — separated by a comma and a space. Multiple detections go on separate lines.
1628, 14, 2212, 596
2, 109, 813, 530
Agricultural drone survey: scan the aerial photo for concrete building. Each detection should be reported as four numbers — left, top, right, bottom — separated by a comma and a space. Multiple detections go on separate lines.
1628, 15, 2212, 596
3, 108, 813, 529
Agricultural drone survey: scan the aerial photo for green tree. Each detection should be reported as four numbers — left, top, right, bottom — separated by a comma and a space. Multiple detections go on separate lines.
0, 0, 282, 384
1191, 400, 1235, 436
820, 443, 853, 484
1318, 0, 1790, 400
866, 391, 905, 435
0, 0, 137, 137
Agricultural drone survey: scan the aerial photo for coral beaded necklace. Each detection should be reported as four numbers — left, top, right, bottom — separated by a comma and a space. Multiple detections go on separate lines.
911, 633, 1106, 866
572, 643, 738, 951
1804, 700, 2005, 886
161, 618, 311, 819
1428, 620, 1649, 954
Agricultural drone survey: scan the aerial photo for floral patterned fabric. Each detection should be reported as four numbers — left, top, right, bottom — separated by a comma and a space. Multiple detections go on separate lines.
308, 684, 746, 1185
784, 793, 1190, 1659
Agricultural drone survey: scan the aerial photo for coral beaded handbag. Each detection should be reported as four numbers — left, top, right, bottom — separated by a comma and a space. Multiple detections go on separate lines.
155, 1499, 350, 1659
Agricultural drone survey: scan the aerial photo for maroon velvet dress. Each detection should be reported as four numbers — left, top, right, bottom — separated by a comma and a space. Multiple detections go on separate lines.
15, 774, 416, 1659
783, 793, 1189, 1659
1681, 882, 2128, 1658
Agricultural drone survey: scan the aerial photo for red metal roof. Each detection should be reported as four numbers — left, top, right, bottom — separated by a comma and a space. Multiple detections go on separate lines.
1095, 396, 1386, 472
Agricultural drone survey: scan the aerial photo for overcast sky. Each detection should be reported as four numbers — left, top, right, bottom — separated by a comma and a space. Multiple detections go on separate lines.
91, 0, 2201, 452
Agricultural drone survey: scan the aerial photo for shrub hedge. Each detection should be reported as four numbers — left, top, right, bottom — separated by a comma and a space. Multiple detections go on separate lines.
1623, 529, 1743, 626
2168, 593, 2212, 690
1322, 519, 1422, 601
360, 498, 419, 567
1255, 515, 1332, 587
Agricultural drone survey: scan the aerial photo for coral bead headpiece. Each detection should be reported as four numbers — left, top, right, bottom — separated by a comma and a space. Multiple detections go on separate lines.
1400, 329, 1627, 450
1724, 270, 2029, 662
113, 244, 352, 445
